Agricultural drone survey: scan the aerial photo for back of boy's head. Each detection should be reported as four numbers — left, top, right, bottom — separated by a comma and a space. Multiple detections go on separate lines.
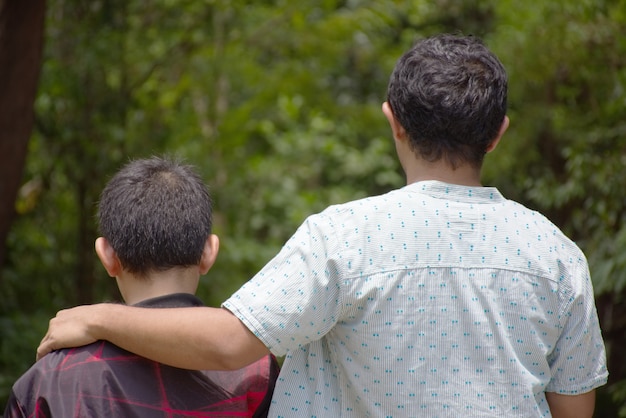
386, 33, 508, 169
97, 156, 213, 277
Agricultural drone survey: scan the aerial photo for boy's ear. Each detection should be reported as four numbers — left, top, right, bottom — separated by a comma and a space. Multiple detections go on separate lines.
485, 115, 510, 153
95, 237, 122, 277
199, 234, 220, 275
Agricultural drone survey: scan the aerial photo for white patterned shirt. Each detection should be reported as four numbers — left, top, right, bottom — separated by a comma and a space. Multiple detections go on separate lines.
223, 181, 608, 417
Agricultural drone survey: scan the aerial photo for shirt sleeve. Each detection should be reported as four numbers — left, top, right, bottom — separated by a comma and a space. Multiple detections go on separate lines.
546, 259, 609, 394
223, 212, 343, 357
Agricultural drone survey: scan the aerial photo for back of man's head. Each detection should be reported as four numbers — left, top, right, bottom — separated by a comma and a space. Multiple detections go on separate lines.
97, 156, 212, 277
387, 33, 508, 169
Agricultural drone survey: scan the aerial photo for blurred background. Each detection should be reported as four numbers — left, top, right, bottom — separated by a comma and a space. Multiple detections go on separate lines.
1, 0, 625, 414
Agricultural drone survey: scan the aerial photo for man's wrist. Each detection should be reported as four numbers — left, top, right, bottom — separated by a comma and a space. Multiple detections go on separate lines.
89, 303, 124, 342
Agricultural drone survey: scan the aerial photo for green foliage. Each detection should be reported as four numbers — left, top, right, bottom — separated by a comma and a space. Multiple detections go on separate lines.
607, 379, 626, 418
1, 0, 625, 412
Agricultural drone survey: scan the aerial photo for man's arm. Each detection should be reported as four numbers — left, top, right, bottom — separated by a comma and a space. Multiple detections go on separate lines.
545, 390, 595, 418
36, 304, 270, 370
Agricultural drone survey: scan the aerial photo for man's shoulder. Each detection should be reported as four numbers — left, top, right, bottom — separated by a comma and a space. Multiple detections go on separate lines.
317, 188, 404, 218
506, 199, 582, 246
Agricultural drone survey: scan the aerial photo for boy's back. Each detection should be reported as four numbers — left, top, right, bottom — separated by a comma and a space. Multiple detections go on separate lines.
5, 294, 279, 418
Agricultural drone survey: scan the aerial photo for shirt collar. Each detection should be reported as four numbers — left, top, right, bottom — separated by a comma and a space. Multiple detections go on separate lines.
132, 293, 205, 309
404, 180, 505, 204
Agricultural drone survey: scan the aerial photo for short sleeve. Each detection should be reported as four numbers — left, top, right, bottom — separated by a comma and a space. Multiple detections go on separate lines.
546, 260, 608, 394
223, 212, 343, 357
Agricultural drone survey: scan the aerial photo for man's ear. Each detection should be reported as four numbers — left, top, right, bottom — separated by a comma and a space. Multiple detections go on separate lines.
485, 115, 510, 153
199, 234, 220, 275
95, 237, 122, 277
382, 101, 408, 142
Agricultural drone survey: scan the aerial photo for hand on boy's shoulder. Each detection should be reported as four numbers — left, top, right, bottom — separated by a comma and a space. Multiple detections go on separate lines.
37, 303, 114, 360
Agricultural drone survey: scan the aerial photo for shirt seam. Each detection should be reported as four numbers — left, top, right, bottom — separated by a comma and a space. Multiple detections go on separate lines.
339, 263, 567, 285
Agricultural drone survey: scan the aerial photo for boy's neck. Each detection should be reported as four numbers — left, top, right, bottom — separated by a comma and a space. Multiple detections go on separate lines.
116, 267, 200, 305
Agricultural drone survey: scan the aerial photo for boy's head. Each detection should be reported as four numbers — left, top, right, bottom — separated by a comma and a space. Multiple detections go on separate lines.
97, 156, 213, 277
386, 33, 508, 169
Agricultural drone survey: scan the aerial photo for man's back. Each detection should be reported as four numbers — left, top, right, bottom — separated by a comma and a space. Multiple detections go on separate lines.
225, 181, 607, 416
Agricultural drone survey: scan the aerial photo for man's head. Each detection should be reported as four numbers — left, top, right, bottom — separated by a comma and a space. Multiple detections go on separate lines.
386, 33, 508, 169
97, 156, 213, 277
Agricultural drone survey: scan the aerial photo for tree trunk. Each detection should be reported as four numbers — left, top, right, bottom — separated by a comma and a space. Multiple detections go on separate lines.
0, 0, 46, 268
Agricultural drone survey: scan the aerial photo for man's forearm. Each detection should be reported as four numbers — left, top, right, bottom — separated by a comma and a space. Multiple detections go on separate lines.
38, 303, 269, 370
546, 390, 595, 418
94, 304, 252, 370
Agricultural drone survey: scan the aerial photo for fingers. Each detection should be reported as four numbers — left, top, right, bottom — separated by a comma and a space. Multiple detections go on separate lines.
34, 305, 101, 361
36, 337, 49, 361
36, 319, 56, 361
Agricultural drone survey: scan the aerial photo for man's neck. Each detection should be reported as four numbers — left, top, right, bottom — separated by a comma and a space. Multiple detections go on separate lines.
404, 159, 483, 187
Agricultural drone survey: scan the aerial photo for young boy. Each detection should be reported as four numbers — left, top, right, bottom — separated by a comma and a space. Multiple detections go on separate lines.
5, 156, 279, 417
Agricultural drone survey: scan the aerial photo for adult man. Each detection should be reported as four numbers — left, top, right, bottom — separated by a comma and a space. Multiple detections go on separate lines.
37, 34, 607, 417
6, 157, 279, 417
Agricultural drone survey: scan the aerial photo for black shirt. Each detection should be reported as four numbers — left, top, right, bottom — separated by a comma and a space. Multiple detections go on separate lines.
4, 293, 279, 417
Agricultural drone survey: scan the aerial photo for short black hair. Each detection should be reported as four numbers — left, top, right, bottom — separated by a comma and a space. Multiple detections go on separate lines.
387, 33, 508, 169
97, 156, 212, 276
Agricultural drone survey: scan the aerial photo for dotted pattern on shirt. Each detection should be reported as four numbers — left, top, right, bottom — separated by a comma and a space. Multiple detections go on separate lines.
224, 181, 608, 418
